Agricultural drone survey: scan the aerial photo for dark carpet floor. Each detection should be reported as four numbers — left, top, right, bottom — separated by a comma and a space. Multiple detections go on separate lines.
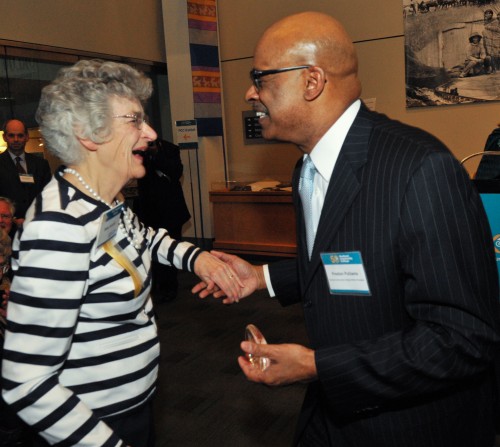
152, 269, 309, 447
152, 268, 500, 447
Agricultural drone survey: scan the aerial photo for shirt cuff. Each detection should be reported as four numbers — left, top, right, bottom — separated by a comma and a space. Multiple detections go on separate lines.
263, 264, 276, 298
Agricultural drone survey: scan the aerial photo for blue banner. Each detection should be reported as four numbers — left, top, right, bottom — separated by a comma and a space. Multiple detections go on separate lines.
480, 193, 500, 288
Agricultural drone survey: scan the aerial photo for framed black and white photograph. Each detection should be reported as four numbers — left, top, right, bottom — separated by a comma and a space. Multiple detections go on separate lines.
404, 0, 500, 107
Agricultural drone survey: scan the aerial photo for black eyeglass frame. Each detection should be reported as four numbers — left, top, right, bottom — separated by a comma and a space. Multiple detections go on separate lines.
249, 65, 311, 90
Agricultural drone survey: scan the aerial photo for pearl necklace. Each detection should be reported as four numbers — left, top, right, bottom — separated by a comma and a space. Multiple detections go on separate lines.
63, 168, 144, 250
63, 168, 113, 208
119, 208, 144, 250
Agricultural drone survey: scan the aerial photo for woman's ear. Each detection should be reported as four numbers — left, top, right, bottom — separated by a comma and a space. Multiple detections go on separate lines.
304, 66, 327, 101
77, 137, 99, 152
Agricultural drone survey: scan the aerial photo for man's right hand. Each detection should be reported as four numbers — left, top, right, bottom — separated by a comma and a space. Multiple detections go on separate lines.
191, 250, 266, 304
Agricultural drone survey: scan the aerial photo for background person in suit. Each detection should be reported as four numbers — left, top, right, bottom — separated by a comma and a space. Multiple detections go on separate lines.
134, 138, 191, 302
0, 119, 52, 223
195, 11, 500, 447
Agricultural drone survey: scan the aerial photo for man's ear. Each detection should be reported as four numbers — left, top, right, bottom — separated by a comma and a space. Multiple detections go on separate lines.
77, 137, 99, 152
304, 66, 327, 101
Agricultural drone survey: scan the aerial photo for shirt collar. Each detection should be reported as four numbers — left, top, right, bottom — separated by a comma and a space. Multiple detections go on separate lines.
308, 99, 361, 183
8, 151, 25, 163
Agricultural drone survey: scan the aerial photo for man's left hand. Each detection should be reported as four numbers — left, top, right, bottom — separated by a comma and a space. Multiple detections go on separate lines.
238, 341, 317, 386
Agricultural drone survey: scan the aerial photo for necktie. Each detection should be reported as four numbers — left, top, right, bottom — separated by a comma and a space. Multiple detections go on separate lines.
15, 156, 26, 174
299, 156, 316, 258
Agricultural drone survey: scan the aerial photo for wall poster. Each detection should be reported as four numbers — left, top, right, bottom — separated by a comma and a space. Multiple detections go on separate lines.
403, 0, 500, 107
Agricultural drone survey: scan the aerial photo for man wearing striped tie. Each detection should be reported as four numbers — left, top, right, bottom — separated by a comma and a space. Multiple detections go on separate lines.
0, 119, 51, 224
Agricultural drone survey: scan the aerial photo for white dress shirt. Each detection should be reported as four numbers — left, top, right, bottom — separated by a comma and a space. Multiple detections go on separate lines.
264, 100, 361, 296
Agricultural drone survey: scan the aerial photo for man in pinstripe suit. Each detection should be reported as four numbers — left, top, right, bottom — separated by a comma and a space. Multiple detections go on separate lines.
197, 11, 500, 447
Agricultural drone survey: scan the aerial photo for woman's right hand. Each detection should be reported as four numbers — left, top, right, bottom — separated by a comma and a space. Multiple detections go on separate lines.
193, 251, 244, 303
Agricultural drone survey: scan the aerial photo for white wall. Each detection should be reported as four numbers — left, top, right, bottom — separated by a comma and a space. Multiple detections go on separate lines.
0, 0, 166, 62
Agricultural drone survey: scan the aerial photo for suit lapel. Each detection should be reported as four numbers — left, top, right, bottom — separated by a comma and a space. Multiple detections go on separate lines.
302, 107, 375, 289
0, 151, 15, 169
25, 153, 36, 176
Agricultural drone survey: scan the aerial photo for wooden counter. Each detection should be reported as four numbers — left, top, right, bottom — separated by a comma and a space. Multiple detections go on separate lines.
209, 190, 296, 257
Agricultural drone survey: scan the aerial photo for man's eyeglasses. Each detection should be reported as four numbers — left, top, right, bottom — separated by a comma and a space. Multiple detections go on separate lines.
5, 133, 27, 139
112, 114, 148, 130
249, 65, 310, 90
0, 214, 12, 220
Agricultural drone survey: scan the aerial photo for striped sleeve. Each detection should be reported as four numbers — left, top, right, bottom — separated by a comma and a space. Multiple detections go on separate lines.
144, 221, 202, 272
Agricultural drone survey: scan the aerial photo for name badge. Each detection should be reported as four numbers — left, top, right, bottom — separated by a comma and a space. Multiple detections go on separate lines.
321, 251, 371, 295
19, 174, 35, 184
96, 203, 123, 247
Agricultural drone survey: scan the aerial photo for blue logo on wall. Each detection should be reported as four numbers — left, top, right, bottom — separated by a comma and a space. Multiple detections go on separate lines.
479, 194, 500, 291
494, 234, 500, 254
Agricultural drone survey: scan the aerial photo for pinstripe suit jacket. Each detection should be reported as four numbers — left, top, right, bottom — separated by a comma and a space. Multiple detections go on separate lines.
269, 105, 500, 446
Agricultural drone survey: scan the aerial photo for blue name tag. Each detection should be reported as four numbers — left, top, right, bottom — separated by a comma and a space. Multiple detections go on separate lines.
321, 251, 371, 295
96, 203, 123, 247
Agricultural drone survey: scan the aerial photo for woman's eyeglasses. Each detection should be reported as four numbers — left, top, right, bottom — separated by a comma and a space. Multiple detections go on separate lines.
112, 114, 148, 130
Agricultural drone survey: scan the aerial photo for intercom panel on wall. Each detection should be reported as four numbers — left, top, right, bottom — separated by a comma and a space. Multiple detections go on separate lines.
242, 110, 277, 145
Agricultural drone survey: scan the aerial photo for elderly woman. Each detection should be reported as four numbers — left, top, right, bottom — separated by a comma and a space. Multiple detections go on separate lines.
1, 59, 241, 447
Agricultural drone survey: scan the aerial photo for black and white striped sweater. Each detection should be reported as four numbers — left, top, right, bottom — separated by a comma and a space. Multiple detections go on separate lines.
2, 167, 201, 446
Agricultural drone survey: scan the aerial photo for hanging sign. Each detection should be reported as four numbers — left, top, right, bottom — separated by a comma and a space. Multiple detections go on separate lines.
175, 119, 199, 150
